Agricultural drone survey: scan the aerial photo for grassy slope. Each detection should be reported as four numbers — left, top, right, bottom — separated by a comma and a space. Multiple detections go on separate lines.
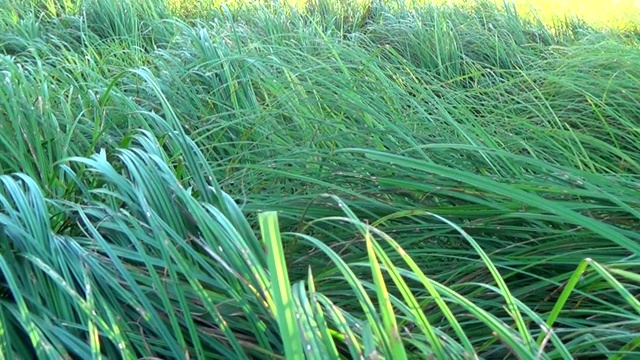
0, 0, 639, 358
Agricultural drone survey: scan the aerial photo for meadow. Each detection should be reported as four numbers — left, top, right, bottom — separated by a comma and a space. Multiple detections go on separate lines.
1, 0, 640, 358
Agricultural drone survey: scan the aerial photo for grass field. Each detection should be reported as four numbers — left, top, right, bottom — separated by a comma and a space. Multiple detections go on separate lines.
1, 0, 640, 358
168, 0, 640, 29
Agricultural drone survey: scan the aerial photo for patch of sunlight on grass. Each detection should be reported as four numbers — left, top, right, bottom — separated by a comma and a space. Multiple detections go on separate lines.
429, 0, 640, 30
485, 0, 640, 30
168, 0, 640, 30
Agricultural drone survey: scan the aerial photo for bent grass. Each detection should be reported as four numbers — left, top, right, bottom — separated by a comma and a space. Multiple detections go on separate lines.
1, 0, 640, 358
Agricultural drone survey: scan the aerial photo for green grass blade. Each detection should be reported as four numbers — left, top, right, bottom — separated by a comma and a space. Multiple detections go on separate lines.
259, 211, 304, 359
364, 229, 407, 359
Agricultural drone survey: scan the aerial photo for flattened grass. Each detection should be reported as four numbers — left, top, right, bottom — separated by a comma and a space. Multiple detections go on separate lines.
0, 0, 639, 358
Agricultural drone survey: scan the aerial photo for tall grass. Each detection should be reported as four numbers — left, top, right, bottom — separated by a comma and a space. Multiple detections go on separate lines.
1, 0, 639, 358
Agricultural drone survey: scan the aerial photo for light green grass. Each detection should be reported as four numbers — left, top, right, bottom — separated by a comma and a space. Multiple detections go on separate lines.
1, 0, 640, 358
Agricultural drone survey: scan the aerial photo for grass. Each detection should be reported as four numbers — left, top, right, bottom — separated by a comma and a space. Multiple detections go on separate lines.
490, 0, 640, 31
164, 0, 640, 31
1, 0, 640, 358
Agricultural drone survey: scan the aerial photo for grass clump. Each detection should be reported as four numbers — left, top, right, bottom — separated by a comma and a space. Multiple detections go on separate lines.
1, 0, 640, 358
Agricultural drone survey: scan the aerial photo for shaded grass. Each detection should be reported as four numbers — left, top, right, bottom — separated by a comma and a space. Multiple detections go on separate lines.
0, 0, 639, 358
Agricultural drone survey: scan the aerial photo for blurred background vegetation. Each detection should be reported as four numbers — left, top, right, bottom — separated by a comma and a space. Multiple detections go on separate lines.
167, 0, 640, 30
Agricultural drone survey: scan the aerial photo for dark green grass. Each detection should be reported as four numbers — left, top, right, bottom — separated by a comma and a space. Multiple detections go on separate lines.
0, 0, 639, 358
